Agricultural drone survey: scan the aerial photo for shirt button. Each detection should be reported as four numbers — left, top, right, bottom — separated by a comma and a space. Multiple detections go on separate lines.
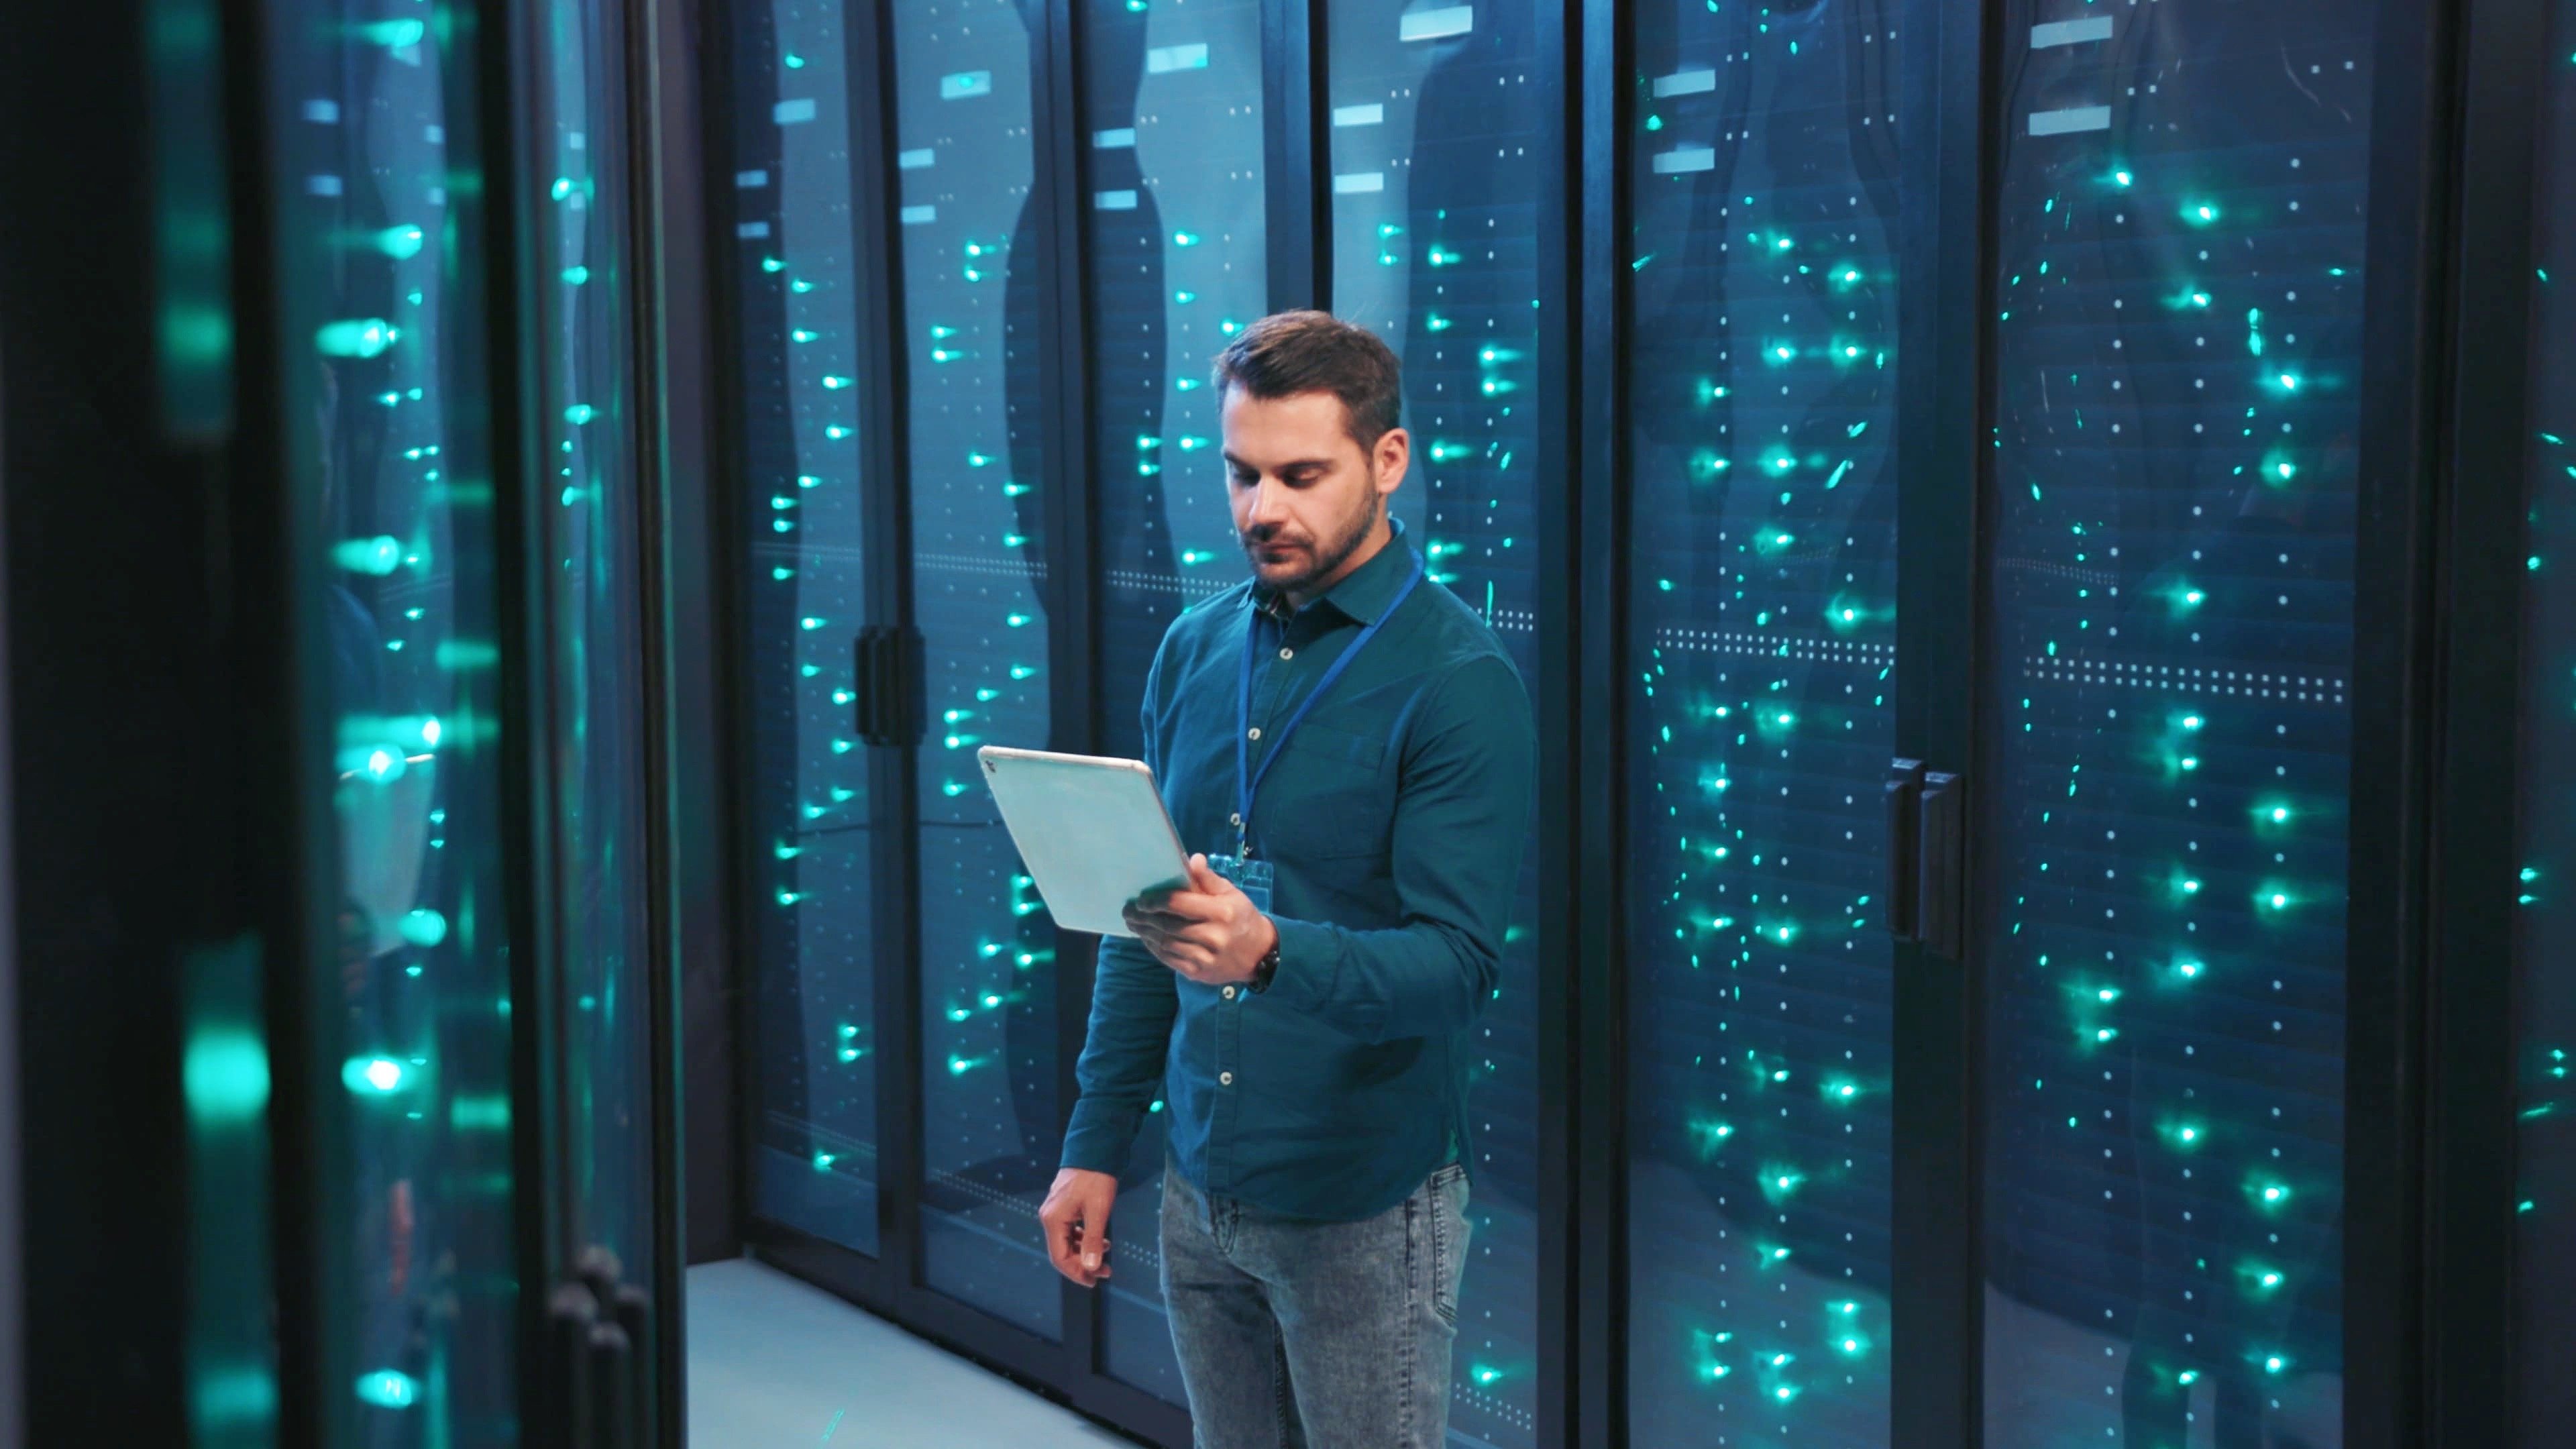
1223, 985, 1238, 1000
1247, 727, 1261, 741
1230, 812, 1242, 828
1279, 647, 1293, 660
1220, 1071, 1235, 1086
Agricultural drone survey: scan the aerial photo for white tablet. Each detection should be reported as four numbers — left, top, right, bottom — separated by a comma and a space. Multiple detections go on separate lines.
977, 745, 1194, 938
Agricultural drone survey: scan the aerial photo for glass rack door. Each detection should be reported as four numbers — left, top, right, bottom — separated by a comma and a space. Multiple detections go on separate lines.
731, 0, 885, 1256
891, 0, 1065, 1340
1976, 4, 2376, 1443
1077, 0, 1271, 1405
271, 0, 527, 1437
527, 0, 657, 1297
1619, 0, 1904, 1441
1325, 1, 1552, 1440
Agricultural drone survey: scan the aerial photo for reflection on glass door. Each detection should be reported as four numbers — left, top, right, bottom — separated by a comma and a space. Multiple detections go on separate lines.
1979, 5, 2373, 1444
731, 0, 883, 1258
531, 0, 655, 1286
893, 0, 1062, 1338
274, 0, 524, 1436
1327, 1, 1548, 1440
2514, 12, 2576, 1441
1621, 1, 1902, 1441
1079, 0, 1269, 1405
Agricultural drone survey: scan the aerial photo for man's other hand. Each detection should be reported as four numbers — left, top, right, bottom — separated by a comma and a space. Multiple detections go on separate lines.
1039, 1167, 1118, 1288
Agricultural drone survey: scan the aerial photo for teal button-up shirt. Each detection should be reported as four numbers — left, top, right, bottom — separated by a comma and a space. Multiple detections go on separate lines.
1059, 516, 1537, 1221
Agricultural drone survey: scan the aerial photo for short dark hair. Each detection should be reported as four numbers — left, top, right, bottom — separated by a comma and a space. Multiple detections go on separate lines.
1209, 310, 1402, 453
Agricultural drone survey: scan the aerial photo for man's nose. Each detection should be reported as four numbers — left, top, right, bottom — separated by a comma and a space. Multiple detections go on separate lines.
1245, 477, 1291, 527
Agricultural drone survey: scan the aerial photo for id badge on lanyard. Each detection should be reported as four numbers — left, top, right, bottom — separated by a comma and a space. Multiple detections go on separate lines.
1207, 852, 1275, 914
1233, 550, 1427, 914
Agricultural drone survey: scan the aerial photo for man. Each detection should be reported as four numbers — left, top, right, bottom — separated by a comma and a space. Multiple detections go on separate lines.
1038, 311, 1537, 1448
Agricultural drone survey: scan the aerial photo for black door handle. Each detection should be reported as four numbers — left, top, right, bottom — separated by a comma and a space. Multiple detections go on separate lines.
1884, 759, 1925, 939
853, 624, 926, 747
547, 1283, 599, 1449
545, 1247, 658, 1448
611, 1282, 655, 1446
1886, 759, 1965, 957
587, 1319, 635, 1449
1917, 770, 1964, 960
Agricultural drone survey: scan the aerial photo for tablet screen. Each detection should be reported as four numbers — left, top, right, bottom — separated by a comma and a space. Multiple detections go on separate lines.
978, 747, 1194, 936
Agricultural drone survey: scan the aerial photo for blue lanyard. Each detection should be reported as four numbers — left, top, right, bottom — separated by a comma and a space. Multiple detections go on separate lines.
1234, 550, 1427, 858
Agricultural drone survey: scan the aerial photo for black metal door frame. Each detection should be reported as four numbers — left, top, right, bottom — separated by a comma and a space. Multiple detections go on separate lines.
633, 0, 717, 1438
2426, 0, 2555, 1441
1566, 2, 1622, 1445
1887, 0, 1998, 1439
2343, 0, 2463, 1442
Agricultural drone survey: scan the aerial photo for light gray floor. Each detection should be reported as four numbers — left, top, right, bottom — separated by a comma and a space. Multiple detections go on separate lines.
687, 1258, 1142, 1449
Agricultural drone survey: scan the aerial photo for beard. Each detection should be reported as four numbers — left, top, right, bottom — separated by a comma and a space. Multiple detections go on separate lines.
1242, 489, 1382, 597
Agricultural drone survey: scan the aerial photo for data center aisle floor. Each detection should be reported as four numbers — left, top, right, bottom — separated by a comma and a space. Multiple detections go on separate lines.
688, 1258, 1143, 1448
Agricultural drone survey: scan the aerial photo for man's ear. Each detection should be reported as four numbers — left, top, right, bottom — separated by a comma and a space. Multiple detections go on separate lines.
1375, 425, 1409, 496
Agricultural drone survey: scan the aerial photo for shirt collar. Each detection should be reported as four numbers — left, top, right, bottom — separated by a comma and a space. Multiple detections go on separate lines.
1252, 514, 1414, 625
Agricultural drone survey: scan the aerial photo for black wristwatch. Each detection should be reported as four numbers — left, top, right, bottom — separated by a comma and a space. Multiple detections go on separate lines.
1248, 925, 1282, 994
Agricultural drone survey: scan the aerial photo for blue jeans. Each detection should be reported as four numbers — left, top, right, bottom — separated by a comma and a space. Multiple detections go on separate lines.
1159, 1159, 1470, 1449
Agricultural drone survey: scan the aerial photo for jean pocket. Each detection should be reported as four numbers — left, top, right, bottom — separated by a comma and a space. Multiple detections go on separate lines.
1427, 1169, 1468, 1327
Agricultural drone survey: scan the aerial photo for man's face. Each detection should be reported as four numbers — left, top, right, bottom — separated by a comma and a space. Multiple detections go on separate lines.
1220, 387, 1406, 599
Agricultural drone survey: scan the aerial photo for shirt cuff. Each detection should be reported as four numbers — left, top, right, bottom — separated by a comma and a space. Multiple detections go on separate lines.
1255, 916, 1343, 1020
1059, 1102, 1142, 1175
